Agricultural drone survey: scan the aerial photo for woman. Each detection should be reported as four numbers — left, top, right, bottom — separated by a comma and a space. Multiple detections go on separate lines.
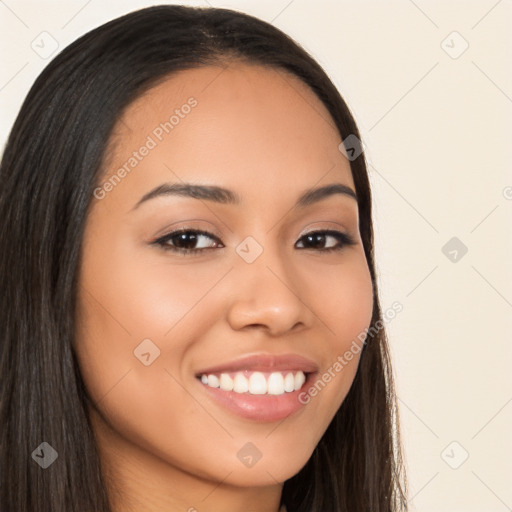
0, 5, 407, 511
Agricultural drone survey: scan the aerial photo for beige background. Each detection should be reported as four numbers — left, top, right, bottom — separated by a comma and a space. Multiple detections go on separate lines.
1, 1, 511, 510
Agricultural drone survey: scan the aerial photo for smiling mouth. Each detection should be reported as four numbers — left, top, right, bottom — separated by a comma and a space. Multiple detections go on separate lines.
196, 370, 311, 396
195, 369, 317, 422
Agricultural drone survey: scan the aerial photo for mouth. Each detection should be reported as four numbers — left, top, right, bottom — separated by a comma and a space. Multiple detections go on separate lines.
195, 369, 318, 422
193, 352, 319, 422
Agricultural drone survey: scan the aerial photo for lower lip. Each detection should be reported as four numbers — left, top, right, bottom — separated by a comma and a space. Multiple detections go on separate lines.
197, 373, 317, 422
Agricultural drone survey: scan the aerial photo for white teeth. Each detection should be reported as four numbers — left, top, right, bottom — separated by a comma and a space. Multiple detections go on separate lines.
284, 372, 295, 392
199, 370, 307, 395
233, 373, 249, 393
207, 374, 220, 388
294, 371, 306, 390
267, 372, 285, 395
248, 372, 267, 394
219, 373, 234, 391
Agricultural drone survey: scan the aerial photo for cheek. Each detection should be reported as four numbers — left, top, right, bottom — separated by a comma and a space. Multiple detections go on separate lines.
308, 251, 374, 351
74, 262, 228, 480
76, 227, 231, 357
73, 243, 235, 456
297, 251, 374, 417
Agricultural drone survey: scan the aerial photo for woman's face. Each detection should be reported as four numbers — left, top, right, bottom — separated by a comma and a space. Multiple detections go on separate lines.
76, 62, 373, 500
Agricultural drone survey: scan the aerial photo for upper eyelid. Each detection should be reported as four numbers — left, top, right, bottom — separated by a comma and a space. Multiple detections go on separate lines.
156, 218, 352, 238
157, 228, 222, 241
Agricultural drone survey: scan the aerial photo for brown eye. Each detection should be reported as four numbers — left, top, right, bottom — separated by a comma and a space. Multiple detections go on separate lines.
295, 230, 356, 252
153, 229, 223, 254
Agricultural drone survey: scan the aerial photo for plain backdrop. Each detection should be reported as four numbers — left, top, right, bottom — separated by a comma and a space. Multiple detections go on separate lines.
1, 1, 511, 511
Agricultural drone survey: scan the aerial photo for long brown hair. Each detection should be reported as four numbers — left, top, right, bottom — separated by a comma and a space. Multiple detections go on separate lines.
0, 5, 407, 511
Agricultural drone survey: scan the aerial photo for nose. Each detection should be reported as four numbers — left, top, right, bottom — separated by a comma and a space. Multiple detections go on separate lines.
225, 244, 315, 337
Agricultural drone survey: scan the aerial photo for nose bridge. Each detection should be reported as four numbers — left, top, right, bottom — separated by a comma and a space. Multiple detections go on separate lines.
226, 233, 312, 334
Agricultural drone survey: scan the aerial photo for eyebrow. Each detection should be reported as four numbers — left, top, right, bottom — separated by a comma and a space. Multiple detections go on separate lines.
130, 181, 357, 211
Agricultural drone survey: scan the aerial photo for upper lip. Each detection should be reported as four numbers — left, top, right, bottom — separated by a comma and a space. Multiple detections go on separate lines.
195, 353, 320, 376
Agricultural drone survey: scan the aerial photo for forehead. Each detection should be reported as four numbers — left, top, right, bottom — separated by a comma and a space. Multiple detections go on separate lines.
100, 62, 354, 211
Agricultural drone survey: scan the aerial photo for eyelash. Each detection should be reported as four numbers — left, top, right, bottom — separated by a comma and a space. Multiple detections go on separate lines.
152, 228, 356, 256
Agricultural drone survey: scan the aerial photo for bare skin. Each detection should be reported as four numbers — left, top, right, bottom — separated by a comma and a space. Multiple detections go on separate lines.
75, 62, 374, 512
